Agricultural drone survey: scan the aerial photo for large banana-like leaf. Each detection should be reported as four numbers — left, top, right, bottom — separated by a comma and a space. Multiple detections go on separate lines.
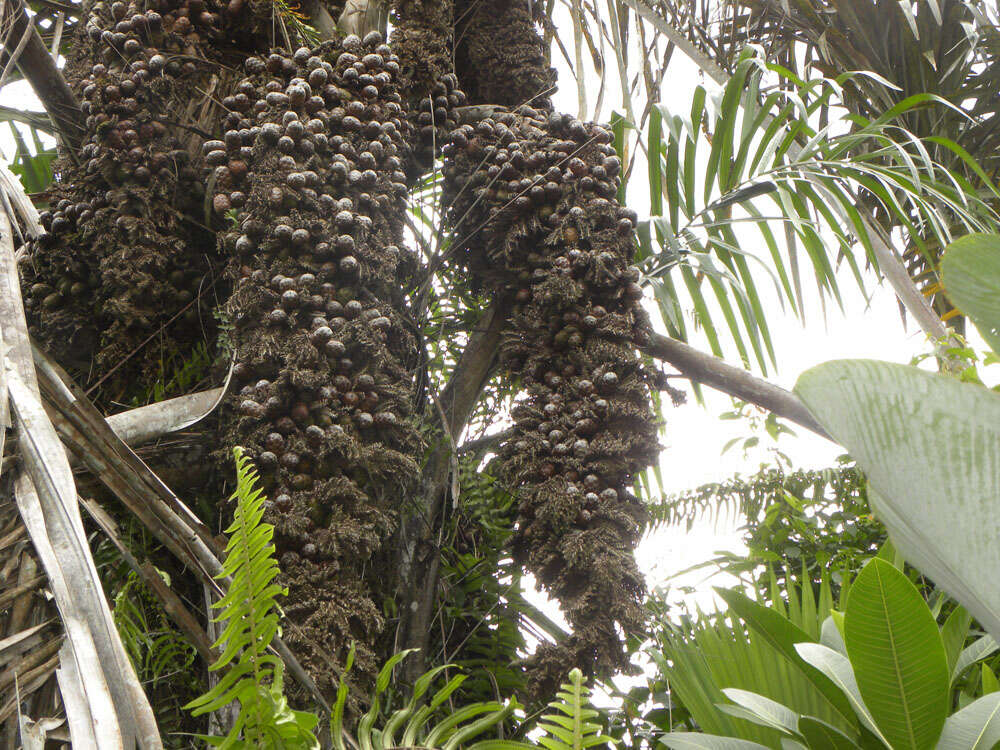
794, 360, 1000, 643
844, 560, 950, 750
940, 233, 1000, 353
661, 734, 772, 750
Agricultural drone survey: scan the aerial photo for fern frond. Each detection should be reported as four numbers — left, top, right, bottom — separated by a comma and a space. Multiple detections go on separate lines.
185, 448, 318, 749
537, 669, 616, 750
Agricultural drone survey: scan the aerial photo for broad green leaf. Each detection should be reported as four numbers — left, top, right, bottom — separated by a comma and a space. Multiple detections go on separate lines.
821, 616, 847, 656
794, 361, 1000, 643
794, 643, 889, 748
936, 694, 1000, 750
941, 234, 1000, 353
983, 666, 999, 695
953, 636, 999, 684
660, 734, 771, 750
942, 607, 973, 678
715, 588, 859, 731
722, 689, 800, 734
845, 559, 950, 750
797, 716, 859, 750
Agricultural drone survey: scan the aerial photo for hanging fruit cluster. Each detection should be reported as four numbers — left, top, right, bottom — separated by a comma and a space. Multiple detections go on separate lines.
443, 106, 662, 693
19, 0, 245, 391
390, 0, 466, 174
454, 0, 555, 111
214, 34, 422, 695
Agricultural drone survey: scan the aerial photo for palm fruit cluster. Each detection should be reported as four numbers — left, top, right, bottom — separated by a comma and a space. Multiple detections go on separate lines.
454, 0, 555, 111
19, 0, 237, 389
214, 34, 422, 696
390, 0, 466, 174
442, 107, 661, 694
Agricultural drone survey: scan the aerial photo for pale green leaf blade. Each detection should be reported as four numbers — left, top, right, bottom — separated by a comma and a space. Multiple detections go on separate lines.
941, 234, 1000, 354
797, 716, 859, 750
936, 693, 1000, 750
953, 636, 999, 684
844, 559, 950, 750
722, 689, 800, 734
794, 643, 889, 748
660, 734, 771, 750
794, 361, 1000, 643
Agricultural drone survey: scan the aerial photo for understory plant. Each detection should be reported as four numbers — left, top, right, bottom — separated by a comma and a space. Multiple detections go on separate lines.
649, 232, 1000, 750
329, 651, 614, 750
184, 448, 320, 748
655, 557, 999, 750
187, 449, 617, 750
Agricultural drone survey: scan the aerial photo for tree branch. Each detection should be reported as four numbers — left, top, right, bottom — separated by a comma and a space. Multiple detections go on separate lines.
642, 332, 831, 440
439, 301, 505, 438
457, 426, 514, 455
396, 300, 507, 682
19, 328, 830, 457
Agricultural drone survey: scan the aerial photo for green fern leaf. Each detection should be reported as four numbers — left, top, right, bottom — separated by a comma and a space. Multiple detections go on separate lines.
537, 669, 616, 750
185, 448, 318, 749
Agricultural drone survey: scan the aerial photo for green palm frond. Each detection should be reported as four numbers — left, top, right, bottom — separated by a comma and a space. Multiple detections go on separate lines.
633, 0, 1000, 321
644, 464, 866, 533
651, 576, 858, 749
644, 47, 999, 372
330, 647, 526, 750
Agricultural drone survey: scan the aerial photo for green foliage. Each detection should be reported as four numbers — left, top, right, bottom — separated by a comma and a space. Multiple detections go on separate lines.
324, 651, 614, 750
150, 341, 213, 403
537, 669, 616, 750
775, 229, 1000, 747
794, 360, 1000, 639
655, 558, 1000, 750
649, 461, 880, 600
648, 575, 859, 746
643, 46, 998, 372
114, 570, 197, 693
111, 567, 201, 744
5, 121, 56, 195
185, 448, 319, 748
941, 234, 1000, 354
843, 561, 950, 750
330, 646, 520, 750
429, 453, 570, 707
695, 222, 1000, 750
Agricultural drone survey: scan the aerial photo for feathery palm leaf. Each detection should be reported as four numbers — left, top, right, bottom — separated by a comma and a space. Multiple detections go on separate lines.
643, 47, 998, 371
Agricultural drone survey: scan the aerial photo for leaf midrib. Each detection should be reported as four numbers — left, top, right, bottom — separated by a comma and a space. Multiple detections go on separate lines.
875, 563, 918, 750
